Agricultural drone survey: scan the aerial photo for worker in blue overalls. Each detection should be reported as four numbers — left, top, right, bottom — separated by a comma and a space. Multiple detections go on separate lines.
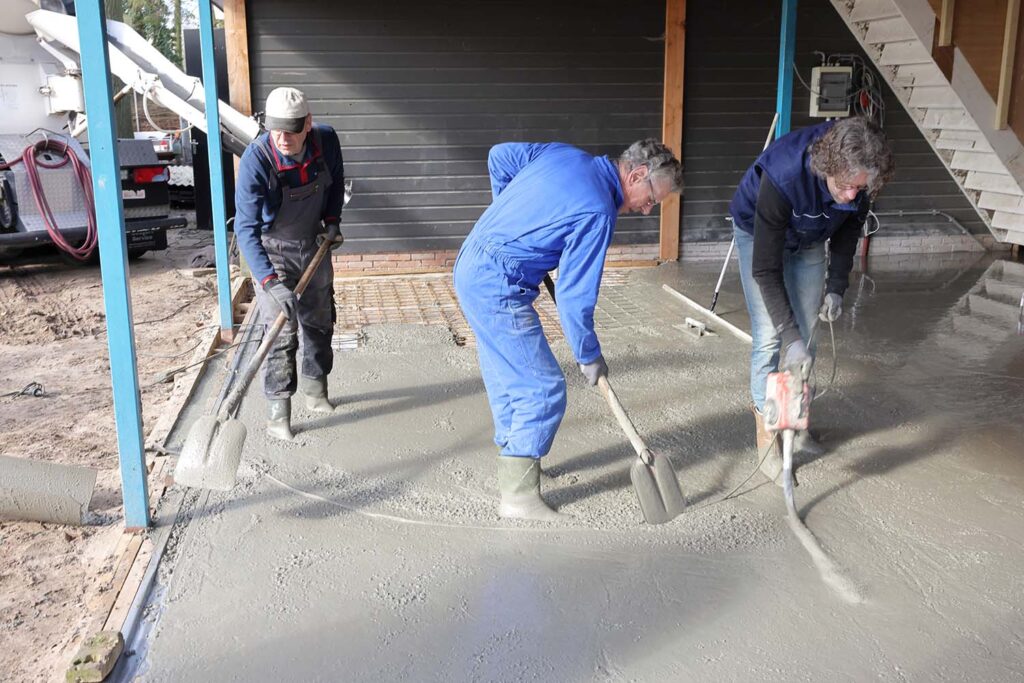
235, 87, 345, 441
455, 140, 683, 521
730, 117, 893, 484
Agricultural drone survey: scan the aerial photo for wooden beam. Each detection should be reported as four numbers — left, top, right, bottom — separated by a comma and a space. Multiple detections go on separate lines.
659, 0, 686, 262
939, 0, 955, 46
997, 0, 1021, 129
223, 0, 252, 119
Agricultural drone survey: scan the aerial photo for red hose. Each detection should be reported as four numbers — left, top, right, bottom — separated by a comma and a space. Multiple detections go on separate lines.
1, 139, 98, 261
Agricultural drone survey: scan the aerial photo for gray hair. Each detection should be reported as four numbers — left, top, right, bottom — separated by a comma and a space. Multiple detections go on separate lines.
808, 117, 894, 198
619, 139, 684, 193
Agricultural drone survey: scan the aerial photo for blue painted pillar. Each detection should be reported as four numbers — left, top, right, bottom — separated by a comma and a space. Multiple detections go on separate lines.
776, 0, 798, 138
75, 1, 150, 529
198, 0, 234, 338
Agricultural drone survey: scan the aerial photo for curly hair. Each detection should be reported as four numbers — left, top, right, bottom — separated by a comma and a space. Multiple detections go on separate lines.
619, 138, 684, 193
808, 117, 894, 198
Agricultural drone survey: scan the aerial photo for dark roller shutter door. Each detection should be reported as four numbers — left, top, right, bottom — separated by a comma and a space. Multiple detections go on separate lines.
248, 0, 666, 253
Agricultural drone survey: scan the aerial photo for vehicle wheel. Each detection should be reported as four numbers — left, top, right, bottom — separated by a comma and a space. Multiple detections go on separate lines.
127, 248, 148, 261
0, 178, 17, 231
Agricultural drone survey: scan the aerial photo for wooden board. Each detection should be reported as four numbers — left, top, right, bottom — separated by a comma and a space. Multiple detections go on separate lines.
997, 0, 1021, 128
659, 0, 686, 262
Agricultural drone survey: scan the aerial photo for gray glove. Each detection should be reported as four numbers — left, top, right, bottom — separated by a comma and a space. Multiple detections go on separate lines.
264, 278, 297, 321
781, 337, 812, 379
818, 292, 842, 322
320, 222, 344, 250
579, 355, 608, 387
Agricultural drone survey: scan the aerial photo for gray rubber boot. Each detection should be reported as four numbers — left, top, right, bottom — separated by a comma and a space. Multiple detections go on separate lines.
496, 456, 567, 522
794, 429, 826, 457
299, 376, 334, 414
267, 398, 294, 441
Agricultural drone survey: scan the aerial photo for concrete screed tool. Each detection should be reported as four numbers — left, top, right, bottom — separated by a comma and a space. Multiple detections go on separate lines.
542, 274, 685, 524
174, 234, 341, 491
763, 367, 863, 603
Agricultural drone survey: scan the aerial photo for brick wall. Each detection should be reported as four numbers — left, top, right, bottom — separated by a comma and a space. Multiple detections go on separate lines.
332, 244, 661, 276
331, 235, 1009, 275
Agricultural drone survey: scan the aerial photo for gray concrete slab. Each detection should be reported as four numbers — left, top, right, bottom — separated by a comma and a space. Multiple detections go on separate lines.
140, 253, 1024, 681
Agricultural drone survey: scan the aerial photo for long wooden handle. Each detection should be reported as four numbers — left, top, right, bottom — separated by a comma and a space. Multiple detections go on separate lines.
217, 236, 338, 419
597, 376, 652, 464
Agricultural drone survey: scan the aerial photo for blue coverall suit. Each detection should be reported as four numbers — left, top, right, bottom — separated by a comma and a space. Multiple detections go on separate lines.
454, 142, 622, 458
234, 124, 345, 398
729, 121, 867, 410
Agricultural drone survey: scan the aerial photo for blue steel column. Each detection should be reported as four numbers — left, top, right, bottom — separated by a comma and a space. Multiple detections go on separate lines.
198, 0, 234, 338
776, 0, 798, 138
75, 1, 150, 529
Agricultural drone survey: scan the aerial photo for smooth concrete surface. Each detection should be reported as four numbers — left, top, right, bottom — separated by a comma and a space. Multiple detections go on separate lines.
0, 454, 96, 525
140, 252, 1024, 681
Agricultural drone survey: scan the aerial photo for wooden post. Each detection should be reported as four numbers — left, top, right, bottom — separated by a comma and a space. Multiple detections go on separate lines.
224, 0, 253, 280
939, 0, 955, 47
660, 0, 686, 262
223, 0, 253, 121
997, 0, 1021, 129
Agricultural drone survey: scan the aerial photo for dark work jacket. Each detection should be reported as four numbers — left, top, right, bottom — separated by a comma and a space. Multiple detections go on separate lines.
729, 121, 867, 342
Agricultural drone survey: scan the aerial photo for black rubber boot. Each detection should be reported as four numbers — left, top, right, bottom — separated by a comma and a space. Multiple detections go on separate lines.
267, 398, 294, 441
299, 375, 334, 414
496, 456, 567, 522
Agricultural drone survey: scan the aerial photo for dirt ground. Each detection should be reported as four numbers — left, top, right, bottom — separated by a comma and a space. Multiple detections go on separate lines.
0, 224, 219, 683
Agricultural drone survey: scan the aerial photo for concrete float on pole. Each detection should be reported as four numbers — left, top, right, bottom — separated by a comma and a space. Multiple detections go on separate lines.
198, 0, 235, 341
776, 0, 798, 138
75, 0, 150, 529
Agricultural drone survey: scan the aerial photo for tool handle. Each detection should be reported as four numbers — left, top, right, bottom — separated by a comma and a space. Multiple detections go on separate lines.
597, 376, 653, 465
216, 235, 338, 420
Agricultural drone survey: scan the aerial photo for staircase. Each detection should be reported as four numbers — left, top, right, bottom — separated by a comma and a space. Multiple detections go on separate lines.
831, 0, 1024, 248
953, 259, 1024, 340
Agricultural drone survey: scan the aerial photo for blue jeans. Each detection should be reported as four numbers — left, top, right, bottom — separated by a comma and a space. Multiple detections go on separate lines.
734, 226, 826, 411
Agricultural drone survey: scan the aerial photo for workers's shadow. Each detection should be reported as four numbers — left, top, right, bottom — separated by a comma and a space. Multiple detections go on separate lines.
295, 375, 486, 431
543, 405, 765, 510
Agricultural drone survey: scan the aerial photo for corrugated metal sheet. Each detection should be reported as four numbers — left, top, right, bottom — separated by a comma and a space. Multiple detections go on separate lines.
682, 0, 987, 245
248, 0, 665, 253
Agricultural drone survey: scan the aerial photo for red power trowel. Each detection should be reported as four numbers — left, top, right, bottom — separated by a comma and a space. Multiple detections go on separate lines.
762, 369, 810, 513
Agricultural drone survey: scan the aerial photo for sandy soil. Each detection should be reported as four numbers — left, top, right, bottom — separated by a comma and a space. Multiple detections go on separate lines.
0, 225, 219, 683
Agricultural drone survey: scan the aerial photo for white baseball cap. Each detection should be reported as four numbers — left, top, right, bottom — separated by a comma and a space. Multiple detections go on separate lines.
264, 87, 309, 133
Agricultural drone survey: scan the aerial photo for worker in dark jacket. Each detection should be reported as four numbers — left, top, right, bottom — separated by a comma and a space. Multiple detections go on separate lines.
729, 116, 893, 484
234, 87, 345, 440
455, 140, 683, 521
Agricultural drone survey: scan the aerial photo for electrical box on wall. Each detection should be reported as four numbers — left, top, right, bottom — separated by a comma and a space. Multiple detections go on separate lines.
810, 66, 852, 117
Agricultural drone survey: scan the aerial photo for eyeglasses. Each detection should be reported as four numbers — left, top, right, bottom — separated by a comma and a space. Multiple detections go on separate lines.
645, 177, 660, 208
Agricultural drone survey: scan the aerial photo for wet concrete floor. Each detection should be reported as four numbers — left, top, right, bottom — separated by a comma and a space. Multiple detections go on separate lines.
139, 252, 1024, 681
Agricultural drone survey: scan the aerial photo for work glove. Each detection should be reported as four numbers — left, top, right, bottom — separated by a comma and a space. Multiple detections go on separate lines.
579, 355, 608, 387
320, 222, 345, 250
780, 337, 812, 380
818, 292, 842, 323
264, 278, 297, 321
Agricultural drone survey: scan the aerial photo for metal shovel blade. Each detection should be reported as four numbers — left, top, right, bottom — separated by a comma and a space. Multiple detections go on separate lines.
174, 417, 247, 491
629, 448, 686, 525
